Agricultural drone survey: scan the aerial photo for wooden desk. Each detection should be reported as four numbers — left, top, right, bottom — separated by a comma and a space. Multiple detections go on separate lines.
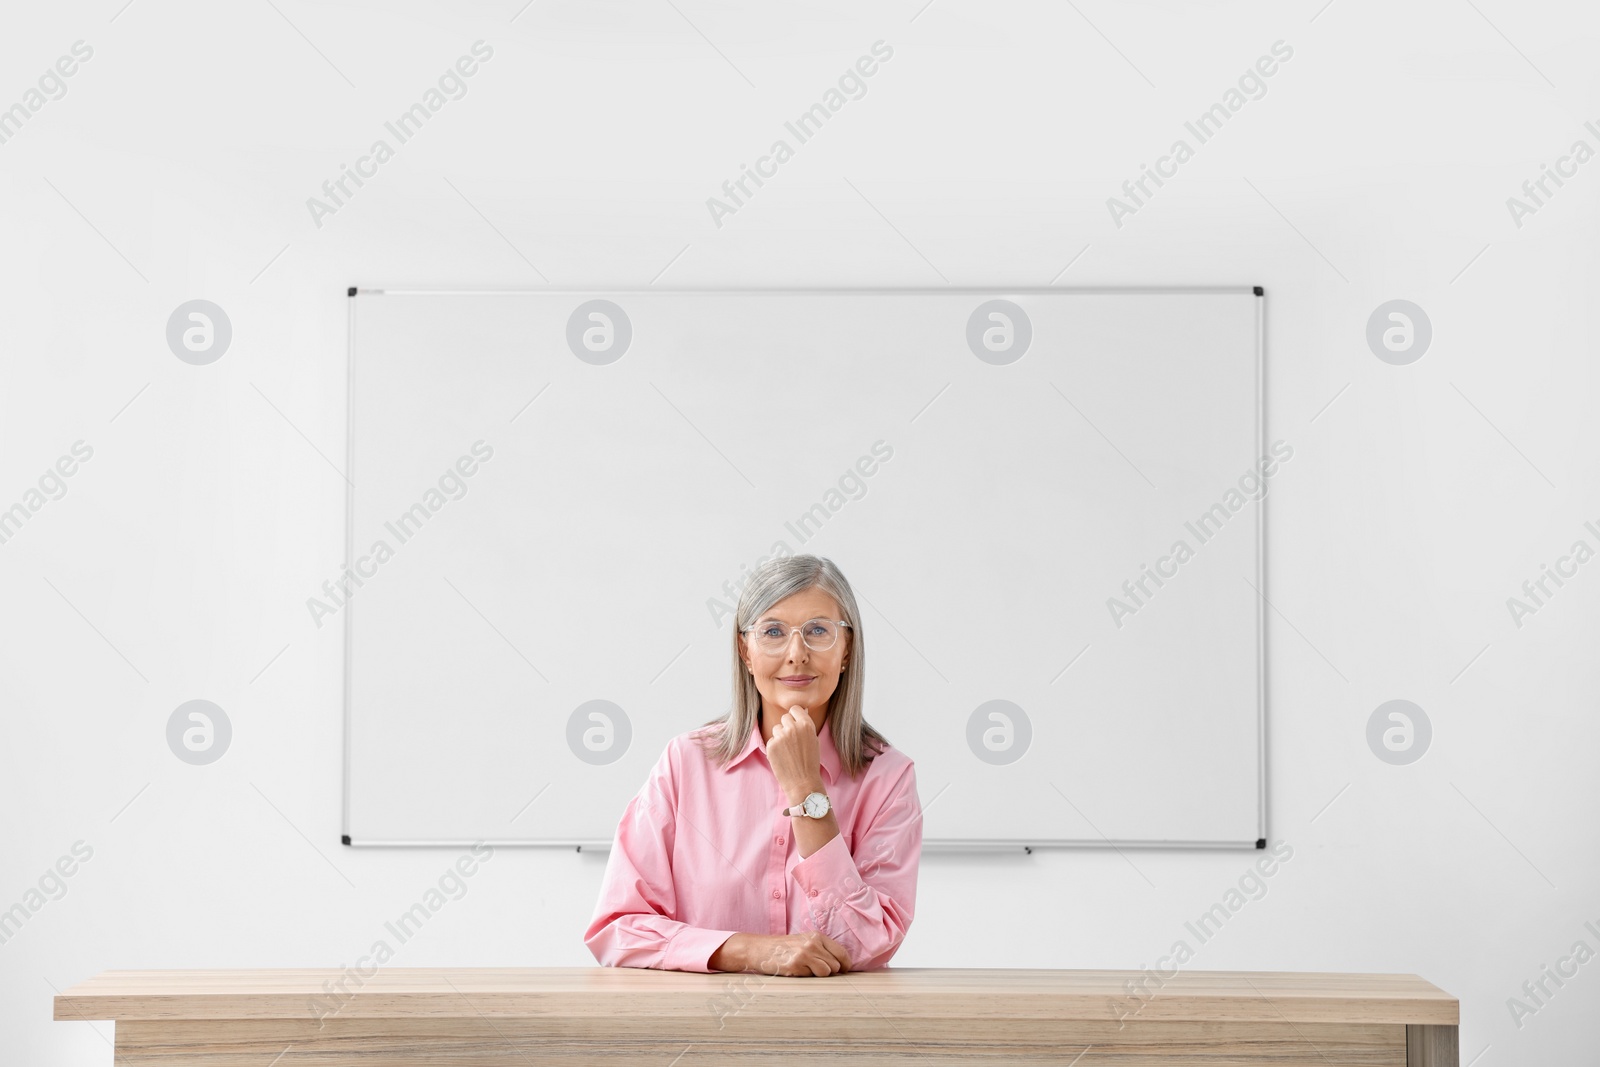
54, 967, 1458, 1066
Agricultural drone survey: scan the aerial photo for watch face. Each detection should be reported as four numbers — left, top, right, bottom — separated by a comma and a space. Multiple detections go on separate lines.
804, 793, 827, 818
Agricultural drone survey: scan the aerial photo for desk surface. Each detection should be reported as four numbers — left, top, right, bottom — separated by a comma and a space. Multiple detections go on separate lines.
54, 967, 1458, 1026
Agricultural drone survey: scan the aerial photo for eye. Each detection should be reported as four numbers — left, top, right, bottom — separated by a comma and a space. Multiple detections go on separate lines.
758, 623, 785, 638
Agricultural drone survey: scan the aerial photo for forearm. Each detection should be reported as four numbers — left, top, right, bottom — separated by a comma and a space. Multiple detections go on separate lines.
772, 763, 918, 970
787, 772, 922, 970
588, 910, 739, 973
795, 849, 913, 968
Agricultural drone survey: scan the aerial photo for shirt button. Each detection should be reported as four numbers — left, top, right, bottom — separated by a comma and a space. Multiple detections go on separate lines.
775, 835, 783, 844
771, 888, 782, 899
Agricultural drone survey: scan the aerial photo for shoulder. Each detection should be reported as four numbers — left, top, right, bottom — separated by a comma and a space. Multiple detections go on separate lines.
656, 722, 730, 778
633, 725, 721, 813
858, 734, 916, 789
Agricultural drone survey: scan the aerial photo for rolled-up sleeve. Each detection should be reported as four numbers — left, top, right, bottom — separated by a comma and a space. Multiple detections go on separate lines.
583, 765, 739, 973
789, 762, 921, 970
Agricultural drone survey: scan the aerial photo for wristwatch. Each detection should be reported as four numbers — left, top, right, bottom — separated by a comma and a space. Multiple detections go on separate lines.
782, 791, 831, 819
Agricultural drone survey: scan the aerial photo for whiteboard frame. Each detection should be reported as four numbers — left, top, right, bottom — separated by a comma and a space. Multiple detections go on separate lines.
339, 286, 1269, 852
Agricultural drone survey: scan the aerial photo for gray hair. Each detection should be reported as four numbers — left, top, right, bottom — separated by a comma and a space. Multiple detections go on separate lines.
696, 554, 889, 778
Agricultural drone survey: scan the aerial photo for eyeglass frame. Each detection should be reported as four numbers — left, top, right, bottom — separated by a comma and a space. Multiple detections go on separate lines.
739, 617, 853, 653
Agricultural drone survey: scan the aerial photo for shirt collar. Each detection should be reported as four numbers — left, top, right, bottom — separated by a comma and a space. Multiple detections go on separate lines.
726, 711, 840, 786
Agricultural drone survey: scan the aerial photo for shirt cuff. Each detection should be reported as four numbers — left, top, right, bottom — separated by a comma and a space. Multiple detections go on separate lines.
790, 832, 864, 906
664, 925, 742, 974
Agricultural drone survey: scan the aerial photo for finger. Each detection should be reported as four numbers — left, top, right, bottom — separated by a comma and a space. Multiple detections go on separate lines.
822, 935, 852, 971
809, 939, 842, 972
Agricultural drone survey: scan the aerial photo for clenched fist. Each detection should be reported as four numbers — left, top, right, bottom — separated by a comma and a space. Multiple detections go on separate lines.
766, 705, 824, 802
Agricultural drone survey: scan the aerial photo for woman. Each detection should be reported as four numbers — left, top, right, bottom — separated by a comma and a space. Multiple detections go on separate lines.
584, 554, 921, 976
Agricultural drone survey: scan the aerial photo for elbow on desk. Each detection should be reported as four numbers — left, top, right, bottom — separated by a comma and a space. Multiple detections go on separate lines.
583, 914, 723, 974
851, 931, 909, 971
582, 913, 640, 969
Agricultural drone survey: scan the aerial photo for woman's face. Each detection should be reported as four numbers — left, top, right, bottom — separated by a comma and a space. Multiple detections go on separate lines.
740, 587, 851, 720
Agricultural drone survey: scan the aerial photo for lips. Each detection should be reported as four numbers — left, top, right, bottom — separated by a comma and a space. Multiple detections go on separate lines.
778, 676, 814, 687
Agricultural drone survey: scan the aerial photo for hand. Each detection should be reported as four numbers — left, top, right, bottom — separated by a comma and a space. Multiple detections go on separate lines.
766, 705, 823, 802
713, 932, 852, 976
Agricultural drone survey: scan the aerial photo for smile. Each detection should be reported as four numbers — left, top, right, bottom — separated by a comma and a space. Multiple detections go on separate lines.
778, 676, 814, 688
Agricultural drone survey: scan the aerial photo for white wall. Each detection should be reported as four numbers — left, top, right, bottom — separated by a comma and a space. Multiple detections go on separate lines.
3, 1, 1596, 1062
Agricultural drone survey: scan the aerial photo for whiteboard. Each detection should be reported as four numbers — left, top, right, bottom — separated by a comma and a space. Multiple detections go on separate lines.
341, 288, 1266, 850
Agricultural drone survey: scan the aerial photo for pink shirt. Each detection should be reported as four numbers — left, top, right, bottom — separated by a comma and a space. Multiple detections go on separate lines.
584, 714, 921, 973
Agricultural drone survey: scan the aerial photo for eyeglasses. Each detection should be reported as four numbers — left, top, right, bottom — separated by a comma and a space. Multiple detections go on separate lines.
741, 617, 852, 654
